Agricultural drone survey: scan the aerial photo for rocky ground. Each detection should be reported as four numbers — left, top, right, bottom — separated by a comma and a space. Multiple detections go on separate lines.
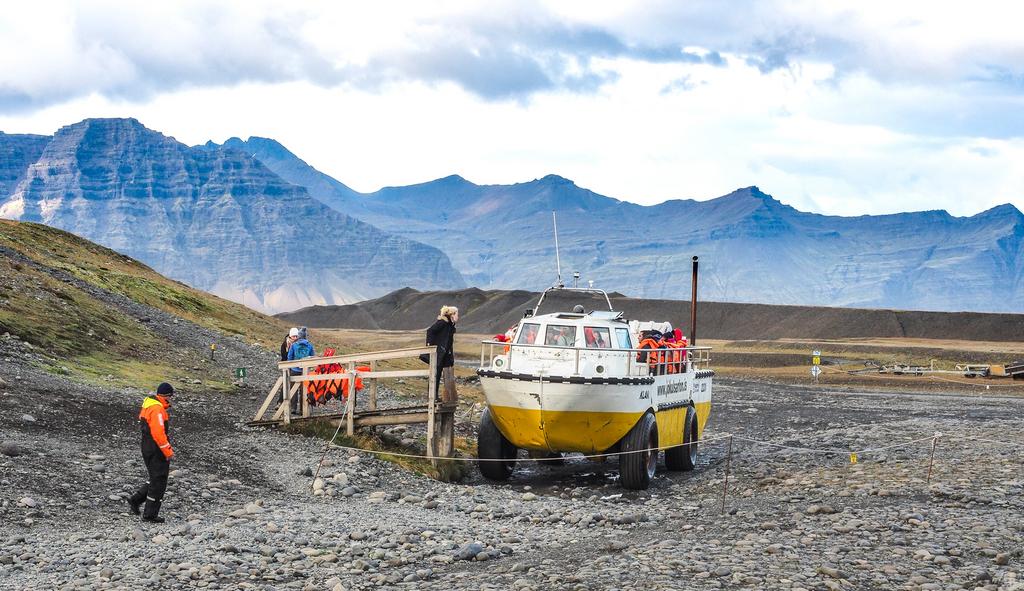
2, 342, 1023, 590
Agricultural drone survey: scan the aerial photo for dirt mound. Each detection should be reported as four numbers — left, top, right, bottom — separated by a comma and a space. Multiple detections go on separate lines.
278, 287, 1024, 342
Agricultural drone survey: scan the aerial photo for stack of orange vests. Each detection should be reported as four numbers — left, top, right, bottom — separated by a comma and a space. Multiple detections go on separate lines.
306, 347, 370, 406
636, 335, 663, 374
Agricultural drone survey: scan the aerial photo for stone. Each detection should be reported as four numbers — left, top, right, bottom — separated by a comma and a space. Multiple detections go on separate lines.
0, 441, 24, 457
18, 497, 36, 508
817, 566, 846, 579
522, 492, 537, 501
455, 542, 485, 560
20, 414, 35, 423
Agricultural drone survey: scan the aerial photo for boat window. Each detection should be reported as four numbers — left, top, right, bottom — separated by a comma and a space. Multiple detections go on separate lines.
584, 327, 611, 348
516, 323, 540, 344
615, 328, 632, 349
544, 324, 577, 347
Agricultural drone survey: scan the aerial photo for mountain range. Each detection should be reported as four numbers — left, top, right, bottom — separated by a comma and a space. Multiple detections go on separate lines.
223, 136, 1024, 312
1, 118, 1022, 314
0, 119, 464, 312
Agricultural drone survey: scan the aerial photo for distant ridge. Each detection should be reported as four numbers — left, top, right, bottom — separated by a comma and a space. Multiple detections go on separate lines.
277, 287, 1024, 342
231, 135, 1024, 313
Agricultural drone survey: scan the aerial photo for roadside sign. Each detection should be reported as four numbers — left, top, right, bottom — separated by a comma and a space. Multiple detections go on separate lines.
812, 350, 821, 365
235, 367, 247, 379
811, 365, 822, 377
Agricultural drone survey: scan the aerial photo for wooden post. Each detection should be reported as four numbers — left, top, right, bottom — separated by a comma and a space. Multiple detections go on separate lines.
346, 363, 356, 437
435, 367, 458, 458
301, 365, 310, 418
426, 350, 438, 465
926, 433, 939, 486
282, 369, 292, 426
369, 360, 378, 411
721, 435, 733, 515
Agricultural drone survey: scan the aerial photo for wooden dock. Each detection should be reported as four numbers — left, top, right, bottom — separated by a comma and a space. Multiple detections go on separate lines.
249, 346, 458, 463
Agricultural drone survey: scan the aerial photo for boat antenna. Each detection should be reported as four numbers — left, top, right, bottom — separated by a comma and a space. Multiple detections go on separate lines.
552, 211, 564, 288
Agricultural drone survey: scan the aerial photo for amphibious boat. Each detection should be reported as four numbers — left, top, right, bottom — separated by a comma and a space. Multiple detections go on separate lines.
476, 263, 713, 490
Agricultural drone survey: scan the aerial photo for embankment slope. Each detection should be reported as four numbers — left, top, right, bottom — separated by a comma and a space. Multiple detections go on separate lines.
0, 219, 286, 387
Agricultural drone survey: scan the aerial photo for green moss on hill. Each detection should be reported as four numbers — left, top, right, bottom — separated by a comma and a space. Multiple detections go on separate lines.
0, 220, 285, 347
0, 219, 286, 389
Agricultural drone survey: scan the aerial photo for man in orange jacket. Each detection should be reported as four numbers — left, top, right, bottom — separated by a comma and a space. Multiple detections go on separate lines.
127, 382, 175, 523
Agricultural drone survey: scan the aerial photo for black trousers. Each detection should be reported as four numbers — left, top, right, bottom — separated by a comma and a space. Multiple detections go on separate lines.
131, 442, 169, 517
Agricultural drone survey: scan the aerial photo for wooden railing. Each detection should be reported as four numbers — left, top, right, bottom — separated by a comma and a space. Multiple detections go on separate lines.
252, 346, 458, 462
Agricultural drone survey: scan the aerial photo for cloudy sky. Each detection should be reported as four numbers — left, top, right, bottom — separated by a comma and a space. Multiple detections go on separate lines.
1, 0, 1022, 216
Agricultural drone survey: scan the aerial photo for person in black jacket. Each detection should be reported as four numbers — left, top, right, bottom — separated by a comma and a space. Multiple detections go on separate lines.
425, 306, 458, 392
280, 328, 299, 362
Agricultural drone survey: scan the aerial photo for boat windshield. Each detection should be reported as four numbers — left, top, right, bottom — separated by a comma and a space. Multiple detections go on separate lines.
544, 325, 576, 347
517, 323, 540, 344
615, 327, 633, 349
583, 327, 611, 348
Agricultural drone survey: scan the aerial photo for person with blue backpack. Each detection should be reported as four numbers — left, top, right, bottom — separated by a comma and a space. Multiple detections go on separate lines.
287, 327, 315, 414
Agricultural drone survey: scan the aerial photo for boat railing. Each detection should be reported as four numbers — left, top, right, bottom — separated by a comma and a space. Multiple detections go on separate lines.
479, 340, 711, 377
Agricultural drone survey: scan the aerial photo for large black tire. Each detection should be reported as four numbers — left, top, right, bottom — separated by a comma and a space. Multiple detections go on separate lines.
619, 413, 658, 490
478, 408, 517, 481
665, 406, 698, 472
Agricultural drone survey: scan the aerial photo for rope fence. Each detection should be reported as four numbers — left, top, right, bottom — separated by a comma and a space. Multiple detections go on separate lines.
306, 423, 1024, 514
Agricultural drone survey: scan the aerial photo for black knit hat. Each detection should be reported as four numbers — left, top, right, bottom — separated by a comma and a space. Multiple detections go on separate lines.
156, 382, 175, 396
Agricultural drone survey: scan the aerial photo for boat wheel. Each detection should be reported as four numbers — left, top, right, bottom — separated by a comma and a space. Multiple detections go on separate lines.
477, 408, 518, 480
665, 406, 698, 472
619, 413, 658, 490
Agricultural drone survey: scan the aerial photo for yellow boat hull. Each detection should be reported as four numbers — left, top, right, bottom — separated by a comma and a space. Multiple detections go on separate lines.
480, 372, 713, 454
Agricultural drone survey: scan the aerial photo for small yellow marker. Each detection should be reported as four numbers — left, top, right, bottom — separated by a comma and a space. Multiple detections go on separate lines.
849, 453, 858, 464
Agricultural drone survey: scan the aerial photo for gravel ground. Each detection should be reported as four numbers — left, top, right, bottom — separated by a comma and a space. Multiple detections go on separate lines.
2, 350, 1023, 590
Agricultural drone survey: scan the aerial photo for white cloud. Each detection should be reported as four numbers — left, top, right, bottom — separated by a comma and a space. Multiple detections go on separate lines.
0, 1, 1022, 217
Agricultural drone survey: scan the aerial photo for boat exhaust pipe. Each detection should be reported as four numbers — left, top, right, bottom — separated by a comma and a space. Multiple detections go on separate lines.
689, 256, 698, 346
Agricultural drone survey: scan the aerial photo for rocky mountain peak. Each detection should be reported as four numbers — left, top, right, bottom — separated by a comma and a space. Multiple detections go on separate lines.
535, 174, 576, 186
223, 136, 292, 159
47, 117, 179, 159
976, 203, 1024, 220
56, 117, 153, 140
435, 174, 473, 186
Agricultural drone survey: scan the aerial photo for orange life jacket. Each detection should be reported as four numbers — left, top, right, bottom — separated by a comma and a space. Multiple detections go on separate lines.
306, 353, 369, 406
140, 395, 173, 459
661, 340, 687, 373
636, 338, 662, 370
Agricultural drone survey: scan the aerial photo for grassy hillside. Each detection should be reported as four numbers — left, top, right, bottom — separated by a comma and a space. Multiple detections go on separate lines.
0, 220, 287, 389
